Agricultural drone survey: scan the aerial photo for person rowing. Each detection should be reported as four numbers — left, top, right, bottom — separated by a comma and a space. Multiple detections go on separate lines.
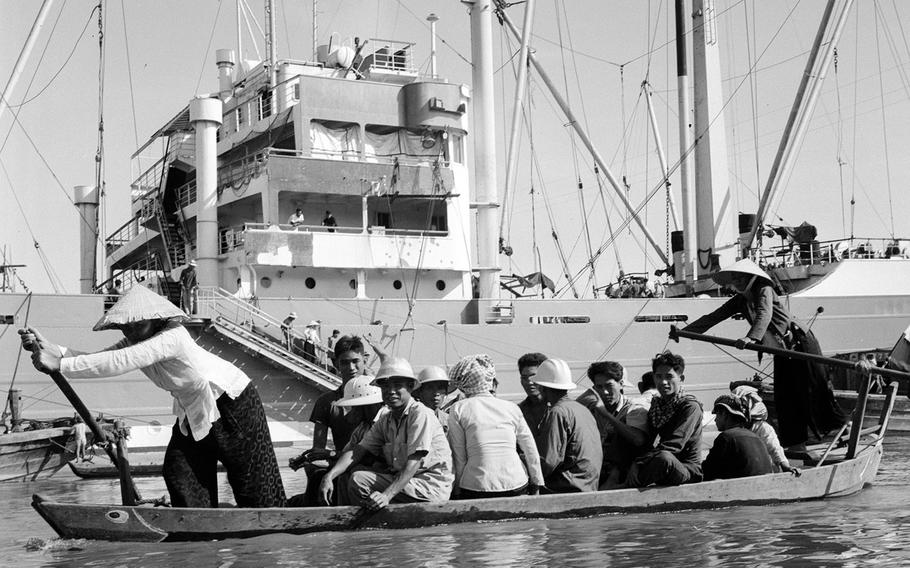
19, 285, 286, 508
682, 258, 848, 458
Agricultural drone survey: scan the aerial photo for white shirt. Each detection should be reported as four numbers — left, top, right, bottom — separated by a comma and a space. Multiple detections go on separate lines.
447, 393, 544, 492
60, 322, 250, 441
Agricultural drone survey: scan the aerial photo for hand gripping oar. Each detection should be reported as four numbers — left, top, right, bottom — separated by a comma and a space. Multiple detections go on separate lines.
668, 325, 910, 384
24, 339, 142, 505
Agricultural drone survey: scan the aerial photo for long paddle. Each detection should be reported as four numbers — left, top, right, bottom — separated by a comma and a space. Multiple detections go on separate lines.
668, 325, 910, 383
24, 339, 141, 505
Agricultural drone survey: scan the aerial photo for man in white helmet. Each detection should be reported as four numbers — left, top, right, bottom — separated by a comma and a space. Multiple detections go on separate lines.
319, 356, 453, 510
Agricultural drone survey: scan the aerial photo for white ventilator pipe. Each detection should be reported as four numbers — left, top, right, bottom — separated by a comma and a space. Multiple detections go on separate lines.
73, 185, 99, 294
190, 97, 223, 287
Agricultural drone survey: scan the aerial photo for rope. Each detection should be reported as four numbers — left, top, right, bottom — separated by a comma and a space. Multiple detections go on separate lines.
0, 294, 32, 422
873, 2, 896, 238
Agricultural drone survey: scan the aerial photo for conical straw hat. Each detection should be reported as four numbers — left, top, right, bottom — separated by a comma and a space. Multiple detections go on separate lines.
93, 285, 188, 331
711, 258, 772, 287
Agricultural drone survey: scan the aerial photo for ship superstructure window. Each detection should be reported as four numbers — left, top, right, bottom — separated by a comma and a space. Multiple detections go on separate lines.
450, 133, 464, 164
310, 120, 360, 160
235, 106, 245, 132
259, 90, 272, 120
364, 125, 444, 164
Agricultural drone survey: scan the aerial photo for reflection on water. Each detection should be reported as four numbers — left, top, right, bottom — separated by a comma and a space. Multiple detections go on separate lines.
3, 438, 910, 568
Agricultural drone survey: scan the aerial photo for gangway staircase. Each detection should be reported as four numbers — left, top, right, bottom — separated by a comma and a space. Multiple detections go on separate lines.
196, 287, 341, 392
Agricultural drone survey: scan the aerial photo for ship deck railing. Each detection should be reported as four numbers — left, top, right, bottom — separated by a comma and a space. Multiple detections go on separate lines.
218, 223, 450, 253
757, 236, 909, 268
105, 214, 144, 255
196, 287, 336, 374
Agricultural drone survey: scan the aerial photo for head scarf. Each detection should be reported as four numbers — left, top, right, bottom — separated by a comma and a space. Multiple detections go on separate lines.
732, 385, 767, 422
449, 354, 496, 395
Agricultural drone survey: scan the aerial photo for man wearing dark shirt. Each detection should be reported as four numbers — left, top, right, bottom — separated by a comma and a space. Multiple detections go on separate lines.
308, 336, 366, 452
703, 395, 773, 480
533, 358, 602, 493
627, 351, 703, 487
517, 352, 548, 437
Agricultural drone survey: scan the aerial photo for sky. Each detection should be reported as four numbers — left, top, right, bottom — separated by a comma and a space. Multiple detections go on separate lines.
1, 0, 909, 296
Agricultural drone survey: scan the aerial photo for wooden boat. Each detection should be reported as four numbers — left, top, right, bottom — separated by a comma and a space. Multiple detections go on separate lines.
67, 460, 163, 479
28, 329, 905, 542
0, 426, 73, 482
30, 439, 885, 543
67, 458, 226, 479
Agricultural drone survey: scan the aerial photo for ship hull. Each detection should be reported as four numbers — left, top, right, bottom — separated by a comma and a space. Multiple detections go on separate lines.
4, 260, 910, 445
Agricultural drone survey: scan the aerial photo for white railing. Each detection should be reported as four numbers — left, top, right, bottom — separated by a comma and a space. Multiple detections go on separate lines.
196, 287, 335, 372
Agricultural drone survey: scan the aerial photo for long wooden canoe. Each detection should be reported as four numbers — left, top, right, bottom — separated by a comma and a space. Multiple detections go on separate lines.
32, 441, 883, 543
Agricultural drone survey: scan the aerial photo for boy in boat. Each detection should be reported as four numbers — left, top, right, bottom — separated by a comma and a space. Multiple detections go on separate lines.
626, 351, 703, 488
576, 361, 651, 488
533, 358, 602, 493
289, 374, 386, 506
413, 366, 451, 432
517, 352, 549, 437
703, 395, 774, 480
319, 356, 453, 510
288, 336, 366, 473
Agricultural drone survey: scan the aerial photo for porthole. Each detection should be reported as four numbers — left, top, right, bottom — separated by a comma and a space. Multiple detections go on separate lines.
435, 280, 446, 291
260, 277, 272, 288
393, 280, 403, 290
305, 277, 316, 289
349, 279, 357, 290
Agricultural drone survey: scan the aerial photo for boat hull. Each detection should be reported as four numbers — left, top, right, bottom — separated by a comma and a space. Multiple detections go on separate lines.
32, 443, 883, 543
0, 428, 72, 482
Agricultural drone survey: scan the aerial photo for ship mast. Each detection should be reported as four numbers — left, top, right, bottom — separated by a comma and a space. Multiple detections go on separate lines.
673, 0, 695, 291
468, 0, 501, 299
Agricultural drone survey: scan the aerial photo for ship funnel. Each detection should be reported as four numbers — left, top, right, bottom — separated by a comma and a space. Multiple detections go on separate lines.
73, 185, 99, 294
216, 49, 236, 101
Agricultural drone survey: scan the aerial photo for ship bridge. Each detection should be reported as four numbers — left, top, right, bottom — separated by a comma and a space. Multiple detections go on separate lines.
102, 40, 475, 304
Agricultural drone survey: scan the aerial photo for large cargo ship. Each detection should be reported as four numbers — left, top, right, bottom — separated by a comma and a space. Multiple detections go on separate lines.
3, 1, 908, 459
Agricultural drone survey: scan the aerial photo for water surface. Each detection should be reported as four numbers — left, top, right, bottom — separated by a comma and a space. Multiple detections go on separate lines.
2, 438, 909, 567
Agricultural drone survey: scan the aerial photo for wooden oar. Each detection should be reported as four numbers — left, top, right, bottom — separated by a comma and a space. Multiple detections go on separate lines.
44, 368, 141, 505
668, 325, 910, 383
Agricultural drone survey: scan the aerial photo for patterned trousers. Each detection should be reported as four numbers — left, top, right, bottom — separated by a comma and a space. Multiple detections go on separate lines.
163, 384, 287, 508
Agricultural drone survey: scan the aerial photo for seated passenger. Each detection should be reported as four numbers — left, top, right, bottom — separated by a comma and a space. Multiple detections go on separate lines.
446, 354, 544, 499
733, 385, 799, 475
414, 366, 451, 432
626, 351, 703, 487
533, 359, 602, 493
319, 357, 453, 510
517, 352, 549, 437
288, 375, 385, 506
703, 395, 774, 480
289, 336, 366, 473
576, 361, 650, 488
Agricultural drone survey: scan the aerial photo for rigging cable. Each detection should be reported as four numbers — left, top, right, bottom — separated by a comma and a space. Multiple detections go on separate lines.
0, 159, 65, 292
553, 0, 596, 297
194, 0, 225, 95
834, 47, 847, 238
873, 2, 896, 238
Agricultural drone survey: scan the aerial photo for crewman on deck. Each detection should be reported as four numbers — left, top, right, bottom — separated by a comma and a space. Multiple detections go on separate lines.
703, 395, 774, 480
319, 357, 453, 510
626, 351, 703, 488
576, 361, 651, 488
517, 352, 549, 437
533, 359, 602, 493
